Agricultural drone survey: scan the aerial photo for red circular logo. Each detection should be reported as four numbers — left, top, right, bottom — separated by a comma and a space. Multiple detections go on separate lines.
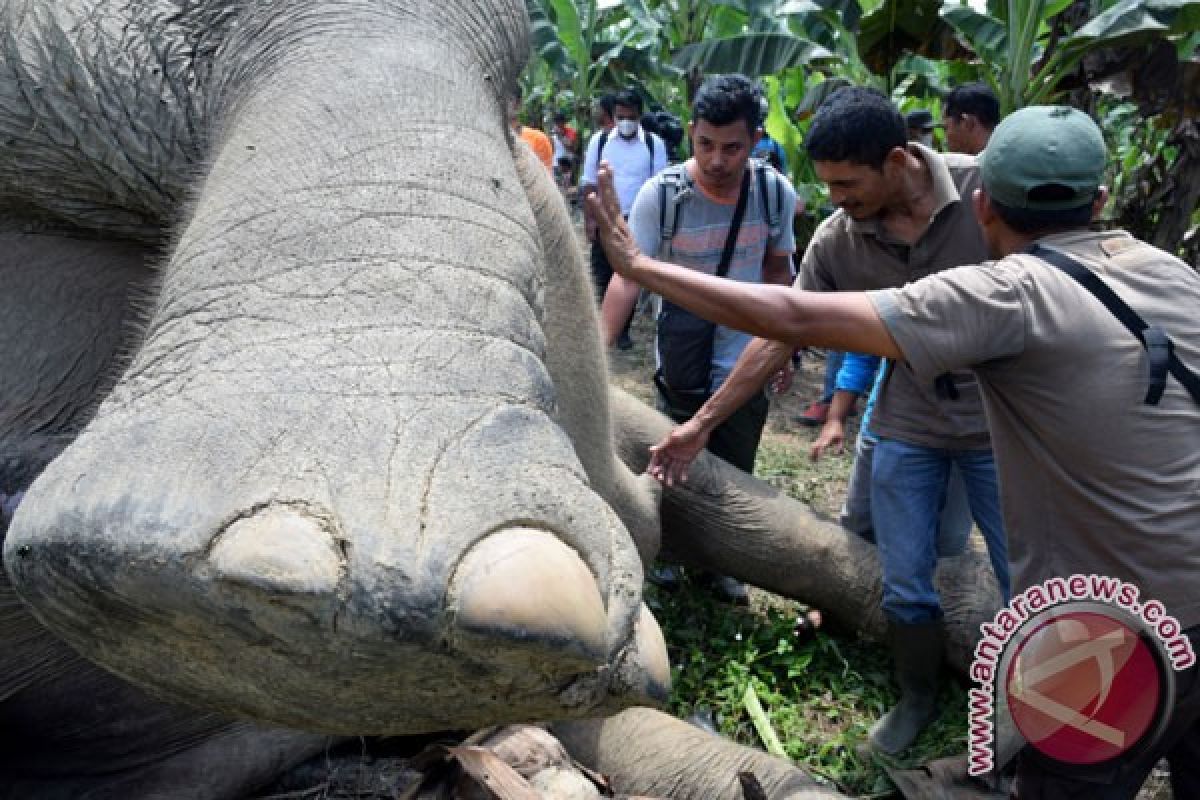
1006, 611, 1162, 765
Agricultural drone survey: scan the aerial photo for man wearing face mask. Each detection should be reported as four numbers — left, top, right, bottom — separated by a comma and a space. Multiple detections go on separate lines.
580, 89, 668, 349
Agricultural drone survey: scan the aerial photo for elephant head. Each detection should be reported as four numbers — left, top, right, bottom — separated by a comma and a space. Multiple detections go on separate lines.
2, 0, 667, 733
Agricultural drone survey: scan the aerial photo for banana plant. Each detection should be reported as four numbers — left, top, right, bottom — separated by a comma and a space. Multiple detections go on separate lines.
665, 0, 837, 98
940, 0, 1200, 113
525, 0, 674, 125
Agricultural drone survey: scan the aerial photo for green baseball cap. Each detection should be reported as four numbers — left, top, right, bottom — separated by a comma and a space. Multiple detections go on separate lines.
979, 106, 1106, 211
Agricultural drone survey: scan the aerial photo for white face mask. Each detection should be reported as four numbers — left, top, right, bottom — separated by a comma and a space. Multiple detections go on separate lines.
616, 119, 638, 138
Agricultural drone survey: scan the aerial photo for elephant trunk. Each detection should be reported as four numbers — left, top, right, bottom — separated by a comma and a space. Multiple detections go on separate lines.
553, 708, 847, 799
609, 389, 1003, 673
6, 5, 667, 734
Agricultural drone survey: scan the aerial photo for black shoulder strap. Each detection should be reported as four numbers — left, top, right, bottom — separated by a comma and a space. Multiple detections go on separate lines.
716, 168, 752, 278
597, 129, 610, 161
1031, 244, 1200, 406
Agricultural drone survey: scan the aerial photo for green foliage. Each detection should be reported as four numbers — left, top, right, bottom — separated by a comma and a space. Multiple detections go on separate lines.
647, 577, 970, 796
672, 32, 834, 74
524, 0, 680, 129
939, 0, 1200, 112
522, 0, 1197, 265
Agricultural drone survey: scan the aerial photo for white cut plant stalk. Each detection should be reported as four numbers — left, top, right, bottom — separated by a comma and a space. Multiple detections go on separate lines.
743, 684, 789, 759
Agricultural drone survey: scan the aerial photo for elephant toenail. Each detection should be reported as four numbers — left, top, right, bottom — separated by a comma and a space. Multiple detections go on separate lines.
208, 506, 343, 594
450, 527, 609, 666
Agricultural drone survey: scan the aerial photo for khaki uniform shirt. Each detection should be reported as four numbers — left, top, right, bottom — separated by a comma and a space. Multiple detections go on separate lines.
871, 230, 1200, 627
798, 146, 992, 449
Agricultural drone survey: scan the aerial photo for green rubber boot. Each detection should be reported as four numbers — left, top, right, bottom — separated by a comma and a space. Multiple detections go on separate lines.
868, 619, 944, 755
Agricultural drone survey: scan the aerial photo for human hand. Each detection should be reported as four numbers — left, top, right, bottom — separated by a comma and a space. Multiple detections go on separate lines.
585, 162, 641, 277
581, 186, 598, 241
647, 418, 711, 486
770, 360, 794, 394
809, 418, 845, 461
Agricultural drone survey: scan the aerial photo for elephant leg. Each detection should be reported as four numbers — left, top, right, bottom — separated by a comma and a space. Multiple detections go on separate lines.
0, 232, 329, 798
6, 7, 667, 733
0, 232, 152, 503
608, 388, 1003, 673
0, 588, 329, 800
552, 708, 846, 799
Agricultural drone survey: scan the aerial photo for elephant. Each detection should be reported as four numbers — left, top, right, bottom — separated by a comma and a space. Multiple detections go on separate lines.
0, 1, 1000, 796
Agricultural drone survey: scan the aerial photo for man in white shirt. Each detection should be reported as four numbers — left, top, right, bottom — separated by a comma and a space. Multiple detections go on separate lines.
580, 89, 667, 349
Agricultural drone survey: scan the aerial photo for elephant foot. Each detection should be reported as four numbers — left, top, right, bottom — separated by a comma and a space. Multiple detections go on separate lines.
6, 397, 668, 733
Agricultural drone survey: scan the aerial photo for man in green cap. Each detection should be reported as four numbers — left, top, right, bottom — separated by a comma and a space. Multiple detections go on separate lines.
589, 105, 1200, 796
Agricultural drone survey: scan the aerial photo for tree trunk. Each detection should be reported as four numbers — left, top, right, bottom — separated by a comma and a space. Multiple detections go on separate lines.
1149, 119, 1200, 256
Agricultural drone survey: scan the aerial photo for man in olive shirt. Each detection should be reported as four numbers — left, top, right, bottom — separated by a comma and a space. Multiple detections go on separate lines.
628, 87, 1011, 755
588, 105, 1199, 799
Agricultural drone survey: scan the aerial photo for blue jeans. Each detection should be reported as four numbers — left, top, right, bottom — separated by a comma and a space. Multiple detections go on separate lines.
841, 429, 975, 559
871, 438, 1011, 625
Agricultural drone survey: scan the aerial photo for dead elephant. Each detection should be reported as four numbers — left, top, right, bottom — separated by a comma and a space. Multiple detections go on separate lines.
0, 1, 999, 797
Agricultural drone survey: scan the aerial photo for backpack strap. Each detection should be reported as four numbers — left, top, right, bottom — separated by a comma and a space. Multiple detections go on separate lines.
715, 168, 751, 279
753, 161, 782, 239
645, 133, 656, 161
1031, 244, 1200, 406
657, 163, 693, 258
596, 129, 610, 162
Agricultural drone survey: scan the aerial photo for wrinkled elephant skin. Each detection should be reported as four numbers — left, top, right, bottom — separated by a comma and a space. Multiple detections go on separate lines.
0, 0, 667, 735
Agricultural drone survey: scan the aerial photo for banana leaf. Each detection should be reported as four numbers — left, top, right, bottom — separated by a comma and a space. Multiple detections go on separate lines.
671, 32, 835, 75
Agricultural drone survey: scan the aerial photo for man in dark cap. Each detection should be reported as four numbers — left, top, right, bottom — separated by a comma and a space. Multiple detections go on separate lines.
905, 108, 937, 148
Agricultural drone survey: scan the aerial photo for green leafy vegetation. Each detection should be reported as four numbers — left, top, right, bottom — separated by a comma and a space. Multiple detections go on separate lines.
525, 0, 1199, 258
646, 573, 970, 796
609, 336, 970, 798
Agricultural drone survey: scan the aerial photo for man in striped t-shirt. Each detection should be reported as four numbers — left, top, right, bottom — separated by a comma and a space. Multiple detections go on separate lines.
600, 74, 797, 602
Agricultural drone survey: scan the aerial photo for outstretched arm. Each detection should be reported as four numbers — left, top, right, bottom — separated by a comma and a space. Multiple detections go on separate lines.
600, 274, 640, 346
587, 164, 904, 359
647, 336, 792, 485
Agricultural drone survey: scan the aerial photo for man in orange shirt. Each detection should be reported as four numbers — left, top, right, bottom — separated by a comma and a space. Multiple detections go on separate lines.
510, 87, 553, 172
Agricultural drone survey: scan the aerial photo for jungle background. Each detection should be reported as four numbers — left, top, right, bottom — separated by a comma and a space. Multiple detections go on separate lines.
521, 0, 1197, 795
